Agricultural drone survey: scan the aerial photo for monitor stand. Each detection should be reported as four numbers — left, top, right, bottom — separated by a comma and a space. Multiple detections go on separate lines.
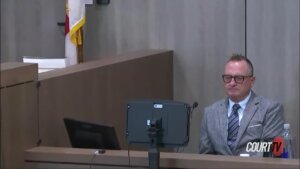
148, 119, 161, 169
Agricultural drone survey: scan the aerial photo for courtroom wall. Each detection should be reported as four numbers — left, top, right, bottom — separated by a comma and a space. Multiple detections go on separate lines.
84, 0, 300, 157
0, 0, 65, 62
1, 0, 299, 157
248, 0, 299, 157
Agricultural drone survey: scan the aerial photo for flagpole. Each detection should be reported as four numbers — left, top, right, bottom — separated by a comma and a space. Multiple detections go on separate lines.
77, 27, 84, 63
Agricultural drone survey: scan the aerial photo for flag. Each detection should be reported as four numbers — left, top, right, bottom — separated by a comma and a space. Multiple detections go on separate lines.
65, 0, 87, 65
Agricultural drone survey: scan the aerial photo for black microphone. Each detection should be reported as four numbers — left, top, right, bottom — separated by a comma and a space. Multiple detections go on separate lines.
189, 102, 198, 118
192, 102, 198, 109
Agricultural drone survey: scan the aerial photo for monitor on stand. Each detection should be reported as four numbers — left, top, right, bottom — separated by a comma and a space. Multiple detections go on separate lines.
126, 100, 191, 169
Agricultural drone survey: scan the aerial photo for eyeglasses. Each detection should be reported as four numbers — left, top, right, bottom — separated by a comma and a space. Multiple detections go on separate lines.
222, 74, 253, 84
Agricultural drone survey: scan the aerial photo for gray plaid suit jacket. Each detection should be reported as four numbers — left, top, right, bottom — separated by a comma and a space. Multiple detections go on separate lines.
199, 91, 284, 156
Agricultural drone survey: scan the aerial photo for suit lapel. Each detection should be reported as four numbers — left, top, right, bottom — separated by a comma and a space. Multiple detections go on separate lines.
217, 99, 232, 154
235, 92, 259, 145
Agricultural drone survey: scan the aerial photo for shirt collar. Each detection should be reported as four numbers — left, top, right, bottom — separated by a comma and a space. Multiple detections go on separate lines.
228, 91, 252, 111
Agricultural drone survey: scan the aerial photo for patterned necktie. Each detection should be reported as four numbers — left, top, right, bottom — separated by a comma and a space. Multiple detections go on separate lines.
227, 104, 241, 150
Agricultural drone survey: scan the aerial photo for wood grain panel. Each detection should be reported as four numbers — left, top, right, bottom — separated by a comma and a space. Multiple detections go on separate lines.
84, 0, 246, 153
38, 50, 173, 149
1, 82, 38, 168
247, 0, 299, 158
24, 147, 300, 169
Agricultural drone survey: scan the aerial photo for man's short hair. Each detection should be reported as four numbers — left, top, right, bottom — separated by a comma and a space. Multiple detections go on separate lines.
228, 53, 254, 75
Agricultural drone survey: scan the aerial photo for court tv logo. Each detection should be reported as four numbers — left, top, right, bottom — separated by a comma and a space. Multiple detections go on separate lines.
245, 137, 284, 156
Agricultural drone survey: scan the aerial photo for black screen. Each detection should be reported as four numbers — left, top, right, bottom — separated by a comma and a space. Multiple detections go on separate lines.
126, 100, 190, 147
64, 118, 120, 150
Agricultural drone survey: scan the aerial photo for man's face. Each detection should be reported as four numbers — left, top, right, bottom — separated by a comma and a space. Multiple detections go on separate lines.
223, 60, 255, 102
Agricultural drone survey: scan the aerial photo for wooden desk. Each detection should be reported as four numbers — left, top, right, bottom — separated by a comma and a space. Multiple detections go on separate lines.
25, 147, 299, 169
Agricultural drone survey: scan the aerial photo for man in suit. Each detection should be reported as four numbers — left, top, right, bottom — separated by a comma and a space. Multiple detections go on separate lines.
199, 54, 284, 156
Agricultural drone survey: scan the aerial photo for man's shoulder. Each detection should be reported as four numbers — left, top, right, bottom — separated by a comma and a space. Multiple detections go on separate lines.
205, 99, 226, 111
251, 94, 282, 107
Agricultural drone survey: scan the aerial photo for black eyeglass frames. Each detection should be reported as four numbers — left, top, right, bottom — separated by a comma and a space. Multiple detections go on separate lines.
222, 74, 253, 84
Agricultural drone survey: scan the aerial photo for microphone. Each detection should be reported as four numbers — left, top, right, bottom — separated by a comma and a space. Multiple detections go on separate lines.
189, 102, 198, 118
192, 102, 198, 109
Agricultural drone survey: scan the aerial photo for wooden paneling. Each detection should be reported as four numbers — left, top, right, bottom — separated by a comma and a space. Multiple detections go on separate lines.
247, 0, 299, 158
0, 0, 65, 62
0, 62, 37, 87
25, 147, 300, 169
85, 0, 246, 153
1, 0, 299, 158
38, 50, 173, 149
0, 62, 39, 168
1, 82, 38, 169
85, 0, 299, 157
